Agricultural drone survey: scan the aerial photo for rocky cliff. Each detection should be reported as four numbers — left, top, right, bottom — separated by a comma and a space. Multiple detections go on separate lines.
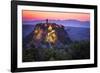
23, 19, 71, 49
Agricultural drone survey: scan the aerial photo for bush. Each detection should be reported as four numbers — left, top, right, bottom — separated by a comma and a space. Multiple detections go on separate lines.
22, 40, 90, 62
54, 49, 72, 60
67, 40, 90, 59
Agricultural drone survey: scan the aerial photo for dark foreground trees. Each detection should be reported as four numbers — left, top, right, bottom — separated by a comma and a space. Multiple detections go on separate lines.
23, 40, 90, 62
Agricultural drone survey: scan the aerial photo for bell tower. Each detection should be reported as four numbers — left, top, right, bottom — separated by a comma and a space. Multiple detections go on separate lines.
46, 19, 48, 24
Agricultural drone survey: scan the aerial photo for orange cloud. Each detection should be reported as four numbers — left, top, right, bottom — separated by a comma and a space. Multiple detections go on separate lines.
22, 10, 90, 21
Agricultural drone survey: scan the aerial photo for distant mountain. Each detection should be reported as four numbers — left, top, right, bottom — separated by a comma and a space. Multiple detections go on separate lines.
23, 19, 90, 28
22, 25, 35, 38
65, 27, 90, 41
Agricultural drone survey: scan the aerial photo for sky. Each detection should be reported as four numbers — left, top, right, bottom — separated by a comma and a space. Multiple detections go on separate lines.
22, 10, 90, 21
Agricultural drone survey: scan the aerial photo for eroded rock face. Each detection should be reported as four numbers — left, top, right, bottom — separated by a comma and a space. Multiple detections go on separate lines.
23, 20, 71, 49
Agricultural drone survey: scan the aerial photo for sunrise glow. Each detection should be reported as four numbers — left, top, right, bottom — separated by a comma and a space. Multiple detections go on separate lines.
22, 10, 90, 21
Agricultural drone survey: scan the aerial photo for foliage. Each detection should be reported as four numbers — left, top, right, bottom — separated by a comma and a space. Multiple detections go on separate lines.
67, 40, 90, 59
23, 40, 90, 62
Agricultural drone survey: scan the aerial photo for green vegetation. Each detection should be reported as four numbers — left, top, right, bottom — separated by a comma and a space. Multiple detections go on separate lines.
23, 40, 90, 62
68, 40, 90, 59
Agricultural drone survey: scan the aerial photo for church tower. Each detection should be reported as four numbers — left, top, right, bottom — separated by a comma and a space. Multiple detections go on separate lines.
46, 19, 48, 24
